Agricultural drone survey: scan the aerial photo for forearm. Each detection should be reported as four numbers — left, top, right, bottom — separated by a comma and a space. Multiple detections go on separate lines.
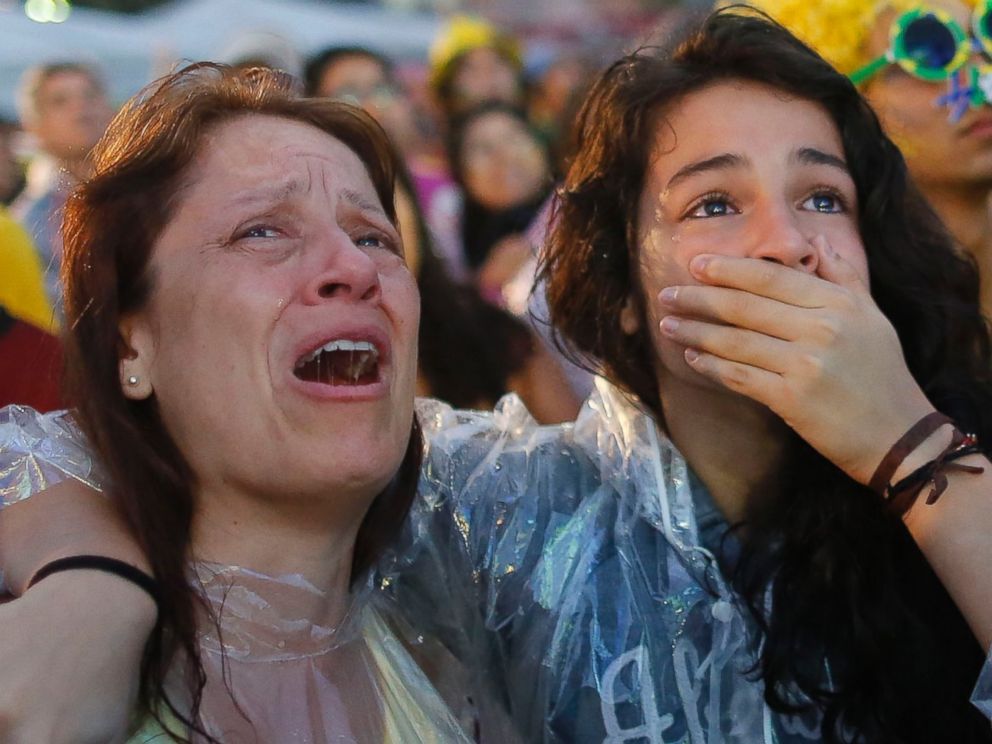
0, 479, 149, 595
902, 456, 992, 651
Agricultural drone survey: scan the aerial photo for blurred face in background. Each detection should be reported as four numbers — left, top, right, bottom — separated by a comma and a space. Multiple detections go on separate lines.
459, 109, 549, 211
450, 47, 522, 112
28, 69, 112, 162
315, 53, 419, 154
862, 0, 992, 190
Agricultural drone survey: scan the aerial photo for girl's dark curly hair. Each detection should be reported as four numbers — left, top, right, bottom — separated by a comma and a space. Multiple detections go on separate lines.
541, 8, 992, 742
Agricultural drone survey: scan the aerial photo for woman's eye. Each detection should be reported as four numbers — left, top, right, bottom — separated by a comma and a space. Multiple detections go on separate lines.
355, 234, 399, 254
689, 196, 738, 218
803, 192, 845, 213
240, 225, 280, 239
355, 235, 383, 248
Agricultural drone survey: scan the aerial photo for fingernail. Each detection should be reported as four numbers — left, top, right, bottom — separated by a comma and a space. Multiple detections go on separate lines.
685, 348, 700, 363
660, 316, 680, 334
690, 255, 711, 274
659, 287, 678, 303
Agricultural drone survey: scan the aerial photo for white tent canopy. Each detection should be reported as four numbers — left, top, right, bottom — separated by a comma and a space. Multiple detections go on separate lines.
0, 0, 441, 119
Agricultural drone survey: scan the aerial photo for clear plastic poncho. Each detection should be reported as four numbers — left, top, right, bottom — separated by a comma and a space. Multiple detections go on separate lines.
4, 380, 992, 742
0, 405, 472, 744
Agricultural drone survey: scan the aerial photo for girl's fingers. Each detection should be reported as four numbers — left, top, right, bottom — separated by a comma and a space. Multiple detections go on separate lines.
811, 234, 870, 295
688, 252, 842, 308
682, 346, 781, 405
660, 315, 791, 373
659, 285, 806, 342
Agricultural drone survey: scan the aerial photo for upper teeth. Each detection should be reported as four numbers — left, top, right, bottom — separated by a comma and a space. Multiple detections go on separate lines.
297, 339, 378, 367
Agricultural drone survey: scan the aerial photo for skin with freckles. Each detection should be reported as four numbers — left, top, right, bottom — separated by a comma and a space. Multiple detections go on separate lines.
119, 114, 420, 571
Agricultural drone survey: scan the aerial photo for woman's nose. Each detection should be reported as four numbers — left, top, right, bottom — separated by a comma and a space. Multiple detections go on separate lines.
747, 204, 819, 273
304, 234, 382, 305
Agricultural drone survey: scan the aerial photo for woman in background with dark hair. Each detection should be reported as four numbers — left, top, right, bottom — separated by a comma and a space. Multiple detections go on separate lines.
446, 102, 553, 299
3, 10, 992, 744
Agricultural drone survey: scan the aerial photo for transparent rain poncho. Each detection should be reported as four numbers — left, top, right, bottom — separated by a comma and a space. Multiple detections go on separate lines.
0, 405, 472, 744
4, 380, 992, 742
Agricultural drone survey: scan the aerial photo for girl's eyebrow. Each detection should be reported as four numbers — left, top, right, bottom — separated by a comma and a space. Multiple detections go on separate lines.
793, 146, 850, 174
666, 152, 747, 191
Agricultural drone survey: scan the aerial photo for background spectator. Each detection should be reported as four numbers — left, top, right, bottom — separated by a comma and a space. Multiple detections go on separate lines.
748, 0, 992, 317
429, 15, 525, 120
12, 61, 113, 319
447, 102, 552, 298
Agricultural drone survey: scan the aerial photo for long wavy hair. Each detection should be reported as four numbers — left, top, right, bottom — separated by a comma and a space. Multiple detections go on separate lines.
60, 63, 423, 740
541, 9, 992, 743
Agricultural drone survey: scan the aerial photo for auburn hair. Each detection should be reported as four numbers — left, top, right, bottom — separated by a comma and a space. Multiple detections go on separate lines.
61, 62, 422, 740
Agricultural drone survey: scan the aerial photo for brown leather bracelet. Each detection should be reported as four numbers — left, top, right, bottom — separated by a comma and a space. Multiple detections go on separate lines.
868, 411, 954, 495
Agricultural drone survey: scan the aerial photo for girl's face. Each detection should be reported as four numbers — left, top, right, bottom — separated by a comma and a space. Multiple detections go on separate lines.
863, 0, 992, 190
459, 110, 549, 211
629, 79, 869, 392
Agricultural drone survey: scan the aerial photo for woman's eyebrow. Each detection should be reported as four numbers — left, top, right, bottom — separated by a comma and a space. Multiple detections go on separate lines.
666, 152, 748, 190
340, 188, 387, 219
793, 147, 850, 174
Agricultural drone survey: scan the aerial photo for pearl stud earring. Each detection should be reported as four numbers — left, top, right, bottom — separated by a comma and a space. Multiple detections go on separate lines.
127, 375, 139, 386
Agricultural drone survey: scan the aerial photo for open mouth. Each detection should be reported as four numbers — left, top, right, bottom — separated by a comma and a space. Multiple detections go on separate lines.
293, 339, 381, 386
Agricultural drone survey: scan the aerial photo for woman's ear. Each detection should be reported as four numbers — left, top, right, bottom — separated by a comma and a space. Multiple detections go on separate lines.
620, 294, 641, 335
118, 316, 154, 400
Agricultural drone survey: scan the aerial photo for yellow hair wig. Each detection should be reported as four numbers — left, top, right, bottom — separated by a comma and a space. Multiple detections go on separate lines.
741, 0, 978, 76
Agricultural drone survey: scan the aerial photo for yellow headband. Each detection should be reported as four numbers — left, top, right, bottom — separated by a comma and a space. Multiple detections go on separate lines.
741, 0, 978, 76
428, 15, 523, 93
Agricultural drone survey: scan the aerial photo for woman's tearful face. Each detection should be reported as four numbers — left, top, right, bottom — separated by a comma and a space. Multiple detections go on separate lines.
122, 113, 420, 508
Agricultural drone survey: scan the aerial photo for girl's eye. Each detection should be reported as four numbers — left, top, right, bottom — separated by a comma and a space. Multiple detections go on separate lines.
688, 196, 738, 218
803, 192, 845, 213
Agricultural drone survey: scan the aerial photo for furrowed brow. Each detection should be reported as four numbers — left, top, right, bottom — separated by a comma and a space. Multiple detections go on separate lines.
230, 179, 304, 208
341, 188, 387, 219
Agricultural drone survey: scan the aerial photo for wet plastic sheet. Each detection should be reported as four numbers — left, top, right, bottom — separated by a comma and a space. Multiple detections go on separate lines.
0, 405, 471, 743
8, 385, 988, 740
974, 649, 992, 720
380, 380, 824, 743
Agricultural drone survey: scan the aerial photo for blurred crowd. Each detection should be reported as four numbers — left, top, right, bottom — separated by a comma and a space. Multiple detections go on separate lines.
5, 0, 992, 422
0, 11, 625, 420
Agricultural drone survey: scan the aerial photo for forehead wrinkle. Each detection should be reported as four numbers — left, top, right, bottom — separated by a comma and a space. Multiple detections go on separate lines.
228, 178, 306, 209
